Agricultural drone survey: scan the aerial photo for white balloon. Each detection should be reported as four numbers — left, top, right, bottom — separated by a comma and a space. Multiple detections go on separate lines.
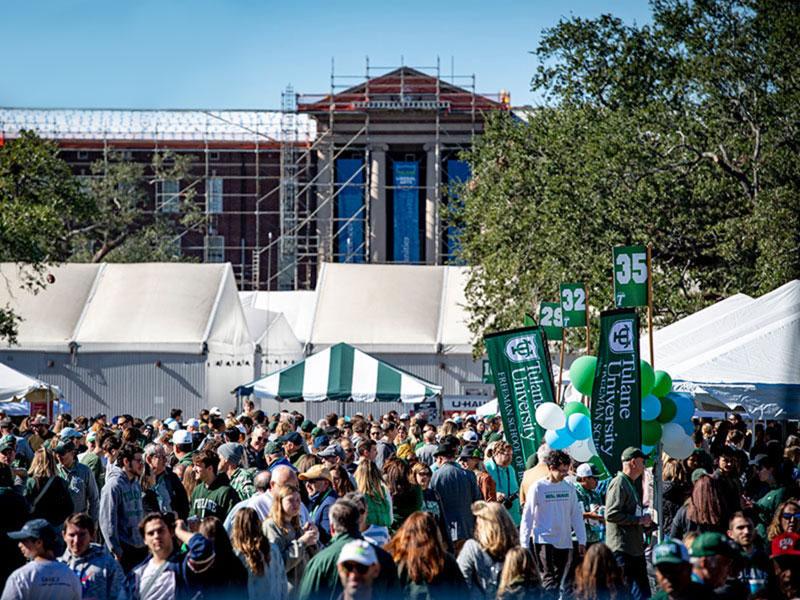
535, 403, 566, 430
661, 422, 685, 447
664, 432, 695, 460
567, 438, 595, 462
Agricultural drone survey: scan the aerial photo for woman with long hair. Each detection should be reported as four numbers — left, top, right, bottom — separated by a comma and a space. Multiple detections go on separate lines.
383, 457, 422, 532
331, 464, 355, 497
456, 501, 519, 600
669, 474, 732, 539
231, 507, 288, 600
496, 547, 540, 600
199, 516, 248, 598
767, 499, 800, 541
355, 459, 393, 533
263, 484, 318, 592
411, 462, 452, 551
25, 447, 73, 525
574, 543, 629, 600
661, 458, 691, 532
385, 511, 467, 599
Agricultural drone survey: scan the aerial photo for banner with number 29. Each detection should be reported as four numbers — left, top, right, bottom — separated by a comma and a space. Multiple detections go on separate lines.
613, 245, 649, 307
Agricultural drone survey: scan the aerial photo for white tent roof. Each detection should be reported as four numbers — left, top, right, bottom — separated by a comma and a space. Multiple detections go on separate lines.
648, 280, 800, 417
239, 291, 316, 345
651, 280, 799, 374
242, 307, 303, 358
0, 263, 254, 356
0, 362, 58, 403
309, 263, 474, 354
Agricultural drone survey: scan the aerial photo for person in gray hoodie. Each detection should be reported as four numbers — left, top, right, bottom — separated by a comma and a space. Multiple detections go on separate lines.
99, 443, 145, 572
60, 513, 127, 600
55, 441, 100, 522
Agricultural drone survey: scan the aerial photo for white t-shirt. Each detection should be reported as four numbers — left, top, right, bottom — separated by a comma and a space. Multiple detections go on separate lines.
138, 560, 175, 600
519, 478, 586, 549
1, 559, 81, 600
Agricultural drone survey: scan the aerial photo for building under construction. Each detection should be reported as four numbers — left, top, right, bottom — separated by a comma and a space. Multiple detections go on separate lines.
0, 61, 510, 290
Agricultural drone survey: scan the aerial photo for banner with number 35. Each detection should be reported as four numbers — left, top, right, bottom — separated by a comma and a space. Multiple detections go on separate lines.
613, 245, 649, 307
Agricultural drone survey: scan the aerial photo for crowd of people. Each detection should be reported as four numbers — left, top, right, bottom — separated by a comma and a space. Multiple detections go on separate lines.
0, 403, 798, 600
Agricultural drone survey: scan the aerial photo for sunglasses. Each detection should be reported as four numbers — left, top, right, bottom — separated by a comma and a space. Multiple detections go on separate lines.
782, 513, 800, 521
341, 561, 370, 575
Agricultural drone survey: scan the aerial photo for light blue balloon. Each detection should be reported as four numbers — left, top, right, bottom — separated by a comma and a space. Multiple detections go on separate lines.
667, 392, 695, 423
642, 444, 656, 455
567, 413, 592, 441
545, 426, 575, 450
641, 394, 662, 421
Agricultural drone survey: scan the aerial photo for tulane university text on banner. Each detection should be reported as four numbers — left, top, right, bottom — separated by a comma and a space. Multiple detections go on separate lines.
484, 326, 556, 479
590, 309, 642, 474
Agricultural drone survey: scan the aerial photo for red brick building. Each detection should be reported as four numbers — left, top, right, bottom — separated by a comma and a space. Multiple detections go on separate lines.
0, 65, 509, 290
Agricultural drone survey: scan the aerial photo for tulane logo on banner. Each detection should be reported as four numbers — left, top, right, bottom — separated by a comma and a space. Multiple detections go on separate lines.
485, 326, 555, 479
608, 319, 635, 353
505, 334, 539, 363
591, 309, 642, 475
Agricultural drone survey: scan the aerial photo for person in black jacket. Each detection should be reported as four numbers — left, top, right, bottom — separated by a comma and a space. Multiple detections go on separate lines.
144, 443, 189, 519
0, 463, 29, 587
24, 447, 73, 527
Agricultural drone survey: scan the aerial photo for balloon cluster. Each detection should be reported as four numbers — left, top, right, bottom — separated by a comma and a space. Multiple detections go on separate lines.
533, 356, 696, 463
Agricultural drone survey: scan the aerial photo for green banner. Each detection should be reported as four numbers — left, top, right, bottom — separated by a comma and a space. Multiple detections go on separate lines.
613, 245, 649, 307
591, 309, 642, 474
538, 302, 563, 339
485, 326, 555, 479
560, 282, 587, 327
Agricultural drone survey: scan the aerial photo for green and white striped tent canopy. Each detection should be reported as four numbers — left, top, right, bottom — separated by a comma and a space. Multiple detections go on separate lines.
240, 342, 441, 403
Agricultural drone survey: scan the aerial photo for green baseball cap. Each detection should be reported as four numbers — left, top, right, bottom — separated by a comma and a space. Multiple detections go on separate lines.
652, 540, 690, 566
264, 441, 284, 455
691, 468, 709, 483
691, 532, 741, 559
621, 447, 647, 462
0, 434, 15, 452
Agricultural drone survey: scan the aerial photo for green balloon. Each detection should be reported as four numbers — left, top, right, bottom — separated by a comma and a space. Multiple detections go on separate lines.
563, 401, 590, 418
641, 420, 663, 446
657, 396, 677, 424
653, 370, 673, 398
640, 360, 655, 398
569, 356, 597, 396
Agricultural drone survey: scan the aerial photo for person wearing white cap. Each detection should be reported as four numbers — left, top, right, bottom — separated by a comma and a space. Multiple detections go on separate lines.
574, 463, 605, 546
336, 540, 380, 600
173, 429, 196, 467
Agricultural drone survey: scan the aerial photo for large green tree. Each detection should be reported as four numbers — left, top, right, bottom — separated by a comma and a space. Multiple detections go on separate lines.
458, 0, 800, 353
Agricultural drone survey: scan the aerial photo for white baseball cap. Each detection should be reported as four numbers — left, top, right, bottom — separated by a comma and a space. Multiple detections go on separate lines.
462, 430, 479, 443
576, 463, 600, 478
186, 418, 201, 429
337, 540, 378, 567
209, 407, 222, 417
173, 429, 192, 445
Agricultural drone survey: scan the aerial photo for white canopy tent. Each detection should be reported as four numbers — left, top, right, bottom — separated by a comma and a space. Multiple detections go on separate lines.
645, 280, 800, 417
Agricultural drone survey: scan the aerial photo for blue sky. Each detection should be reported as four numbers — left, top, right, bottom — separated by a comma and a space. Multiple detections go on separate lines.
3, 1, 652, 110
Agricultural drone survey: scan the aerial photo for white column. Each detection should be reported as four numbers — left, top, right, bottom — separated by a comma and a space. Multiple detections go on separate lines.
369, 144, 388, 263
424, 143, 438, 265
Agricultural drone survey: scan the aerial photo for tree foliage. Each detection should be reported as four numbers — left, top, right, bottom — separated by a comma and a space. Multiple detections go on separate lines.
458, 0, 800, 353
0, 132, 204, 342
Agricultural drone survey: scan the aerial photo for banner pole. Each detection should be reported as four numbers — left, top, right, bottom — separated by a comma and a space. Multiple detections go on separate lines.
557, 329, 565, 404
646, 243, 664, 541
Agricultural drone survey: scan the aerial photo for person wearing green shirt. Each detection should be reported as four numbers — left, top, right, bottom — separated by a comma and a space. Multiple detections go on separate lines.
574, 463, 605, 545
216, 442, 254, 501
297, 499, 399, 600
605, 447, 651, 600
189, 449, 239, 520
78, 431, 105, 490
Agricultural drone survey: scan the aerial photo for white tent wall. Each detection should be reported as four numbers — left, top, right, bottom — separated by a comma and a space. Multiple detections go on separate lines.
0, 351, 208, 418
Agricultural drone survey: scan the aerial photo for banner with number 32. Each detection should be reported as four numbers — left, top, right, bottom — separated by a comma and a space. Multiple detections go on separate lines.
613, 245, 649, 307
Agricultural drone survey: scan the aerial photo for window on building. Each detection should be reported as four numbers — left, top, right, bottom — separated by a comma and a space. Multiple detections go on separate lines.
205, 235, 225, 263
207, 177, 223, 214
157, 179, 180, 213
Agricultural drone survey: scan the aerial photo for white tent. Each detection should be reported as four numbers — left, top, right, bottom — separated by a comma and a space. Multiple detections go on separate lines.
647, 280, 800, 417
0, 362, 58, 403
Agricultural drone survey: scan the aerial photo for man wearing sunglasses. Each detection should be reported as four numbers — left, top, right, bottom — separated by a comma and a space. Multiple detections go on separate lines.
336, 540, 380, 600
